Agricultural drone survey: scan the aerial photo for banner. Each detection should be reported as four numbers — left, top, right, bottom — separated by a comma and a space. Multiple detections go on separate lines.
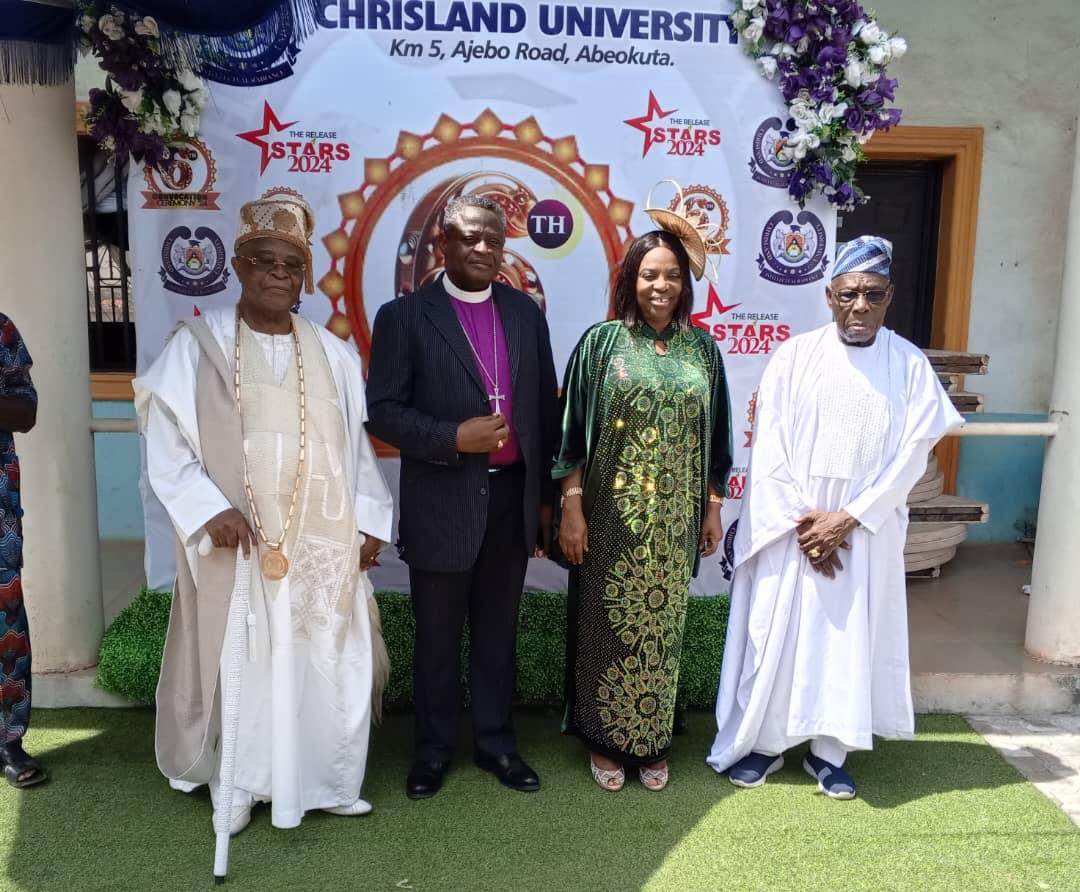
130, 0, 835, 594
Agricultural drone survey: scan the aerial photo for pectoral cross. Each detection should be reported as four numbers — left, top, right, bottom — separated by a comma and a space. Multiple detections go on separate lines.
489, 385, 505, 414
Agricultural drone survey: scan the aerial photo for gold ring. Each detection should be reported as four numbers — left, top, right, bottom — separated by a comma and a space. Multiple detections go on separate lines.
809, 548, 822, 559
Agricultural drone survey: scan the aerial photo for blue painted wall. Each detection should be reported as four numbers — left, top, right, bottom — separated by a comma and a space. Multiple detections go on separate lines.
90, 402, 1047, 545
954, 413, 1045, 544
93, 400, 144, 539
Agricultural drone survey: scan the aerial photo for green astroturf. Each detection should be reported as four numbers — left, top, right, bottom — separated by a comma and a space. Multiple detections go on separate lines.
2, 711, 1078, 892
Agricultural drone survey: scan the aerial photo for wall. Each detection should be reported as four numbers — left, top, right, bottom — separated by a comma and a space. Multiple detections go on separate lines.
93, 401, 143, 539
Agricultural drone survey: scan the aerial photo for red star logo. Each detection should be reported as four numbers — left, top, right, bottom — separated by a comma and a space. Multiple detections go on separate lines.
624, 91, 677, 158
691, 284, 741, 336
236, 101, 298, 175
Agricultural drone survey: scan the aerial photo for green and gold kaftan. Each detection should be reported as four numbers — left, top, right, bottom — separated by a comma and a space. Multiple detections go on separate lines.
553, 320, 731, 765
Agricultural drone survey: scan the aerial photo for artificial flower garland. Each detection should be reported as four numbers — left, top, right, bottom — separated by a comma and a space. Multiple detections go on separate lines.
735, 0, 906, 209
78, 3, 209, 165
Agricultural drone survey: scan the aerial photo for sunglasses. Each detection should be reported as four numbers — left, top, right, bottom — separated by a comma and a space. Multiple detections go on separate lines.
236, 255, 306, 278
834, 288, 890, 305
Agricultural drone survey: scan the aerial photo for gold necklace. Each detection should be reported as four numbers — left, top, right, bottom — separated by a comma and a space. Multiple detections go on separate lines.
234, 309, 306, 580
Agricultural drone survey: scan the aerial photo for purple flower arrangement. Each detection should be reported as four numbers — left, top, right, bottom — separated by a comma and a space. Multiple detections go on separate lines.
735, 0, 906, 209
78, 3, 209, 165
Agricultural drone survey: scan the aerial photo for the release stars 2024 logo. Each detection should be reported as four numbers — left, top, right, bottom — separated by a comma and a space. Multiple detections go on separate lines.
623, 91, 721, 158
237, 101, 351, 175
691, 285, 791, 356
160, 225, 230, 297
757, 210, 829, 286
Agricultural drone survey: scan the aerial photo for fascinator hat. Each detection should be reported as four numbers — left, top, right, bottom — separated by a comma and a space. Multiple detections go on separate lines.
644, 179, 721, 282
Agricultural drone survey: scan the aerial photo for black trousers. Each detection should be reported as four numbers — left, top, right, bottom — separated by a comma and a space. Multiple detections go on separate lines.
408, 465, 529, 762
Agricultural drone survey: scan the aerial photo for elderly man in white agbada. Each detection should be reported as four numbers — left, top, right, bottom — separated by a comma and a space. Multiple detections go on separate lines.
708, 236, 961, 800
135, 187, 394, 833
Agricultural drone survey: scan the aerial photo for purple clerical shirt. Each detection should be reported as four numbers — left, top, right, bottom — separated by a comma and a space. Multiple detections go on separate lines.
450, 295, 521, 466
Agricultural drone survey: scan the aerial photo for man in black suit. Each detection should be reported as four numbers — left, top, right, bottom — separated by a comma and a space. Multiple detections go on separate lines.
366, 195, 559, 798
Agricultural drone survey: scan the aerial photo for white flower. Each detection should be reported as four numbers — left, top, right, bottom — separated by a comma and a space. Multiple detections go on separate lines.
144, 110, 169, 136
818, 101, 848, 123
841, 144, 858, 162
100, 136, 116, 153
857, 130, 873, 145
789, 95, 820, 131
777, 42, 797, 58
743, 17, 765, 44
888, 36, 908, 60
757, 56, 778, 79
80, 14, 96, 34
845, 56, 866, 87
176, 68, 203, 92
733, 10, 749, 30
134, 17, 160, 38
868, 43, 888, 65
795, 35, 810, 54
786, 129, 821, 160
180, 112, 199, 137
860, 21, 882, 45
98, 14, 125, 41
162, 89, 182, 117
119, 88, 144, 114
741, 0, 761, 9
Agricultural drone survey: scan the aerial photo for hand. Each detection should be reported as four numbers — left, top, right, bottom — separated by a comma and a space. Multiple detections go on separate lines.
808, 548, 846, 580
535, 504, 553, 558
559, 504, 589, 566
359, 533, 383, 571
796, 510, 856, 572
205, 508, 257, 558
456, 414, 510, 454
699, 507, 724, 558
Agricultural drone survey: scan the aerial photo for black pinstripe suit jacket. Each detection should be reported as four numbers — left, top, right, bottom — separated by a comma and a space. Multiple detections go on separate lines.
365, 279, 560, 573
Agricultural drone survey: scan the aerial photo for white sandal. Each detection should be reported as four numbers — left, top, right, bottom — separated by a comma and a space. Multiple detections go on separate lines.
323, 798, 373, 816
590, 756, 625, 792
639, 763, 669, 792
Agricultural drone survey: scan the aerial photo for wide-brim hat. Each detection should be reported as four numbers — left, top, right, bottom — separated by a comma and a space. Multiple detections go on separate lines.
644, 180, 712, 280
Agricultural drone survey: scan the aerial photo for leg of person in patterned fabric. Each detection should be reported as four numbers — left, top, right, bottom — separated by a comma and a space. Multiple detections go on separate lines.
0, 569, 45, 788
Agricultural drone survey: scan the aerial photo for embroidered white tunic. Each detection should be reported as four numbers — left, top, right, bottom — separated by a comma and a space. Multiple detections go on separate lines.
708, 324, 961, 772
136, 308, 394, 828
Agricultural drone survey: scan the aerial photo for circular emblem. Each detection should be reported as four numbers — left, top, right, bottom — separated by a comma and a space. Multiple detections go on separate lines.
196, 13, 299, 87
671, 185, 731, 257
757, 210, 829, 286
749, 117, 794, 189
141, 138, 219, 210
159, 225, 230, 296
720, 519, 740, 583
527, 199, 575, 250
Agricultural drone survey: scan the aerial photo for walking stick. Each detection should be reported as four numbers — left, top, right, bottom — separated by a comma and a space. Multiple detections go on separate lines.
204, 537, 254, 884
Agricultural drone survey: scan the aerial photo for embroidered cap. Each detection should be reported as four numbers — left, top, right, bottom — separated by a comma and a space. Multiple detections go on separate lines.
832, 235, 893, 280
234, 186, 316, 293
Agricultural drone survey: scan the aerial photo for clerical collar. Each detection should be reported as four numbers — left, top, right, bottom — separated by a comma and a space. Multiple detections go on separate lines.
638, 320, 677, 342
442, 273, 491, 304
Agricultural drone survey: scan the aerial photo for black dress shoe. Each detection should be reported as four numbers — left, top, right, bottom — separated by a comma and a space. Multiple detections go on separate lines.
406, 759, 448, 800
474, 751, 540, 792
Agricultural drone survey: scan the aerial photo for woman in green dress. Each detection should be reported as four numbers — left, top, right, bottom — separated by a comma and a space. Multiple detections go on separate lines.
554, 229, 732, 792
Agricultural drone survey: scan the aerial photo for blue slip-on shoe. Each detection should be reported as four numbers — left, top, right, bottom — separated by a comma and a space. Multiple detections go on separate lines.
728, 752, 785, 788
803, 752, 857, 800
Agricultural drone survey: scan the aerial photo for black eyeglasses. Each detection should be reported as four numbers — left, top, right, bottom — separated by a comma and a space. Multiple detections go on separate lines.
834, 288, 890, 305
236, 255, 306, 278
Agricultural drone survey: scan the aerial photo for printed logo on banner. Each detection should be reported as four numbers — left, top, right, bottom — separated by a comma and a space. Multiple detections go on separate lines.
749, 117, 794, 189
672, 185, 731, 257
623, 91, 722, 159
141, 138, 220, 210
159, 225, 230, 297
237, 101, 351, 175
757, 210, 829, 286
197, 14, 300, 86
720, 519, 739, 582
692, 286, 793, 357
527, 199, 574, 250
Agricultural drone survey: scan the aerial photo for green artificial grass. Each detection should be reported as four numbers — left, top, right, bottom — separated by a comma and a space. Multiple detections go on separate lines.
97, 589, 729, 710
2, 711, 1077, 891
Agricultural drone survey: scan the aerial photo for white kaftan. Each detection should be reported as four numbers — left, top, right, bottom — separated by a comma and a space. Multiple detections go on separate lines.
135, 308, 394, 828
708, 324, 961, 772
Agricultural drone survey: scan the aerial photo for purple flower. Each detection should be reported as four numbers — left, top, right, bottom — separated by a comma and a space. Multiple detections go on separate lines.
844, 104, 867, 131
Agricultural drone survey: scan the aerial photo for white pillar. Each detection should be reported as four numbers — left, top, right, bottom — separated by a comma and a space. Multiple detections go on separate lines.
0, 80, 104, 672
1026, 121, 1080, 666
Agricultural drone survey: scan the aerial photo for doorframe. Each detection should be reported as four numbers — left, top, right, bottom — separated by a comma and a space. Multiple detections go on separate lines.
864, 125, 984, 492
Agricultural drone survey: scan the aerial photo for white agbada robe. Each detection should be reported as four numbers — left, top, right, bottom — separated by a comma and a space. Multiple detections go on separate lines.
708, 324, 961, 772
135, 308, 394, 828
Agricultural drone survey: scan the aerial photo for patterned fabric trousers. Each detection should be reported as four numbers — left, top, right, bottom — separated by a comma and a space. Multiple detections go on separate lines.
0, 566, 30, 745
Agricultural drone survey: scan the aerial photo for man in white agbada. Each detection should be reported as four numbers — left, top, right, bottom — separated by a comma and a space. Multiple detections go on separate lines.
135, 187, 394, 833
707, 236, 962, 800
